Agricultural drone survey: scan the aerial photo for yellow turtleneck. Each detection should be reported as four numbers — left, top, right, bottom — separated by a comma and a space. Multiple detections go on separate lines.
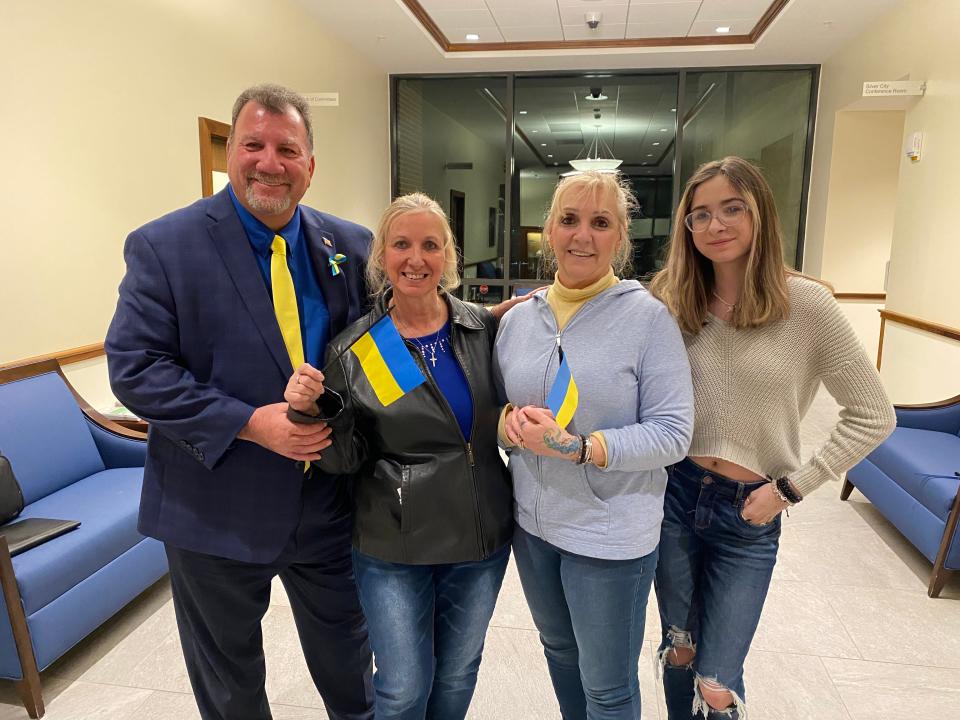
547, 269, 619, 331
498, 269, 618, 467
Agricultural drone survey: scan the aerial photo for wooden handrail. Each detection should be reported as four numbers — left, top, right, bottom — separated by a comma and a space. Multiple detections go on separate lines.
876, 308, 960, 371
0, 343, 104, 372
834, 292, 886, 301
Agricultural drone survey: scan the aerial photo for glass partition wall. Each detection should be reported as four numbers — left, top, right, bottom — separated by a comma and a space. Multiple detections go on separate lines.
392, 67, 818, 301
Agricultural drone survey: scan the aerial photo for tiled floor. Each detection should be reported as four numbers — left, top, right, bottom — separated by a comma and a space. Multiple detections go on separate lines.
2, 390, 958, 719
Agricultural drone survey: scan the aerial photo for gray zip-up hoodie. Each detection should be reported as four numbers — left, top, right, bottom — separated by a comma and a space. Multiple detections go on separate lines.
493, 280, 694, 560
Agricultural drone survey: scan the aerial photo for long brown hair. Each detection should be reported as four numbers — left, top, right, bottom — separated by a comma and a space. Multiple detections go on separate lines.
649, 156, 791, 335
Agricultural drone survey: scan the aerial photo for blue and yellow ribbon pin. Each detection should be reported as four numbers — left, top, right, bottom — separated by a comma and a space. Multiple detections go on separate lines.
329, 253, 347, 276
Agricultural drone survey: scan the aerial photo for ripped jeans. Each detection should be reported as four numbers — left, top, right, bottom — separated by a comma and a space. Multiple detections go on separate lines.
654, 458, 781, 719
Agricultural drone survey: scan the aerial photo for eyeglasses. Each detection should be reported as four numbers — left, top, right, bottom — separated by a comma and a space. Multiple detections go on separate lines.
684, 202, 749, 233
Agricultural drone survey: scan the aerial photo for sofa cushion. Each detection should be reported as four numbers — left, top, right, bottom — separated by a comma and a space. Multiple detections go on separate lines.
0, 372, 105, 504
10, 468, 145, 615
867, 427, 960, 522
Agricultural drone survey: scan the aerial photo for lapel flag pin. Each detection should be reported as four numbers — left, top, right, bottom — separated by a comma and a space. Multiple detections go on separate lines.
323, 237, 333, 247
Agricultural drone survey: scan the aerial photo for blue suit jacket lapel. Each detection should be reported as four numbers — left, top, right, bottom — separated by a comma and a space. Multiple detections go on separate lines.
302, 212, 350, 337
206, 190, 292, 381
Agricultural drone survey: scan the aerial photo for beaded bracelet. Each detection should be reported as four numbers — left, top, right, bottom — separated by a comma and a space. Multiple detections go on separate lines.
576, 434, 588, 465
774, 477, 803, 505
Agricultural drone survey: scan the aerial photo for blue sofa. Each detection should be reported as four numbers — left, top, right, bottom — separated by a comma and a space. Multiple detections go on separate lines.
0, 360, 167, 717
843, 394, 960, 598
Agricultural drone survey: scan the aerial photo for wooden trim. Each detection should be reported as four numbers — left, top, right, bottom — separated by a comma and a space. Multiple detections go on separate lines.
402, 0, 448, 50
876, 313, 886, 371
879, 309, 960, 343
929, 483, 960, 598
834, 292, 886, 301
400, 0, 787, 52
749, 0, 790, 42
198, 117, 231, 198
0, 343, 104, 372
0, 359, 146, 441
893, 393, 960, 411
0, 537, 45, 718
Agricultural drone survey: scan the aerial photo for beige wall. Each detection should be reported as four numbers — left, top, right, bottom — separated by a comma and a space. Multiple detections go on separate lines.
837, 299, 885, 367
0, 0, 389, 365
819, 111, 903, 292
806, 0, 960, 402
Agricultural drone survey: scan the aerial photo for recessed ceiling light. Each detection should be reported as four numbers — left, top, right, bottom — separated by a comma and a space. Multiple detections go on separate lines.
653, 142, 661, 146
532, 129, 539, 133
646, 154, 654, 157
660, 128, 668, 132
671, 108, 677, 112
519, 110, 528, 115
547, 154, 554, 158
541, 143, 547, 147
715, 26, 730, 34
466, 33, 480, 41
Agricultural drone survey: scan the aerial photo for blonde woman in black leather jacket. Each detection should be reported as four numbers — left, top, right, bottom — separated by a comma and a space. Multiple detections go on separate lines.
285, 193, 512, 720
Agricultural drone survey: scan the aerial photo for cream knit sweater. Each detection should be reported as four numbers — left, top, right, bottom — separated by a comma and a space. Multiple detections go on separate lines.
686, 276, 896, 497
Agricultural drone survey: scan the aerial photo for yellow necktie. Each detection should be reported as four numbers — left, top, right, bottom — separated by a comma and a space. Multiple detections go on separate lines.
271, 236, 310, 471
270, 235, 305, 370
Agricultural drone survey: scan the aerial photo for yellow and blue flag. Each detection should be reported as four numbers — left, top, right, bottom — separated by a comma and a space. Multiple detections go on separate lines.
546, 350, 578, 429
350, 315, 426, 406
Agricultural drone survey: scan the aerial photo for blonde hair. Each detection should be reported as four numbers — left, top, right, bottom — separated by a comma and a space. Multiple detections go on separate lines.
541, 170, 637, 277
366, 192, 461, 297
649, 156, 791, 335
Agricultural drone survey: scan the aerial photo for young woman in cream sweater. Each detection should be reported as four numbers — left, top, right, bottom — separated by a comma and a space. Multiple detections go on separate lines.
649, 156, 895, 719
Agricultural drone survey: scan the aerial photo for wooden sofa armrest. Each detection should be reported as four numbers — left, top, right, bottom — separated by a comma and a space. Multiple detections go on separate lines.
0, 537, 44, 718
894, 393, 960, 411
0, 359, 145, 442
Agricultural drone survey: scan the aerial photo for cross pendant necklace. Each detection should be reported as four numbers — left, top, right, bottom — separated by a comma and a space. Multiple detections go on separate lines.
423, 340, 438, 367
413, 333, 445, 367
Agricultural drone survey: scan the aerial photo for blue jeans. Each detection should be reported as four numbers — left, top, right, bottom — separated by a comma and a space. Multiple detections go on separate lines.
512, 526, 658, 720
655, 458, 782, 719
352, 544, 509, 720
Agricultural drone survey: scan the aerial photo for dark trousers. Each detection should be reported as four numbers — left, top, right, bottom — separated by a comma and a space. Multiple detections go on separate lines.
165, 475, 374, 720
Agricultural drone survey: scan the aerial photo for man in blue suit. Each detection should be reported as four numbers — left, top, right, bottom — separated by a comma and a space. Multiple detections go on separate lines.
106, 84, 373, 720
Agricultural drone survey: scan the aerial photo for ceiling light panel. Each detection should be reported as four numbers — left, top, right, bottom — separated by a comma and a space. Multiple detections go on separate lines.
688, 18, 749, 35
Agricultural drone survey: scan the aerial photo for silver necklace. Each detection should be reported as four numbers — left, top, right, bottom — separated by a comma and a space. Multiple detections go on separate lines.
711, 290, 737, 314
411, 329, 446, 367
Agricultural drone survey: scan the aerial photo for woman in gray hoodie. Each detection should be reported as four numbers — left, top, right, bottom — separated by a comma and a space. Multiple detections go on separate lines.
493, 170, 694, 719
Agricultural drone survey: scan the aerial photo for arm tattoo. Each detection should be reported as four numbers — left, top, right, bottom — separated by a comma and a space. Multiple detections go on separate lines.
543, 429, 579, 457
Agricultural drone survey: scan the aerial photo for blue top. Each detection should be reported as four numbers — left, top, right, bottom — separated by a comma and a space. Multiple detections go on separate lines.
410, 322, 473, 441
228, 185, 330, 367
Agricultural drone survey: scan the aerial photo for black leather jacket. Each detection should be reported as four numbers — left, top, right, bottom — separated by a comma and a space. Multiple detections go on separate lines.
316, 290, 513, 564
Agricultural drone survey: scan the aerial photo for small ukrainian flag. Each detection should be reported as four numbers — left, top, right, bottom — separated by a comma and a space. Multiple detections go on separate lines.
350, 314, 426, 406
546, 350, 578, 429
